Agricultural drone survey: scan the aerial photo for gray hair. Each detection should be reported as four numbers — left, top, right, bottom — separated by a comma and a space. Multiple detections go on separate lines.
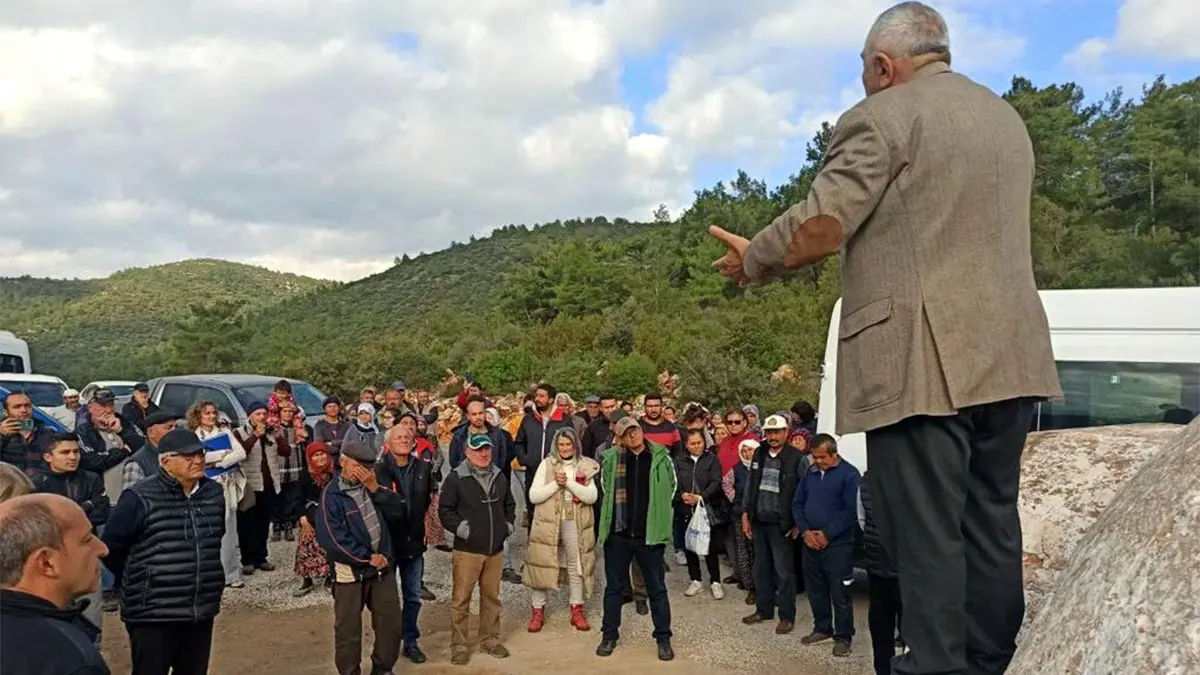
0, 462, 33, 503
865, 2, 950, 59
0, 499, 64, 585
385, 424, 413, 443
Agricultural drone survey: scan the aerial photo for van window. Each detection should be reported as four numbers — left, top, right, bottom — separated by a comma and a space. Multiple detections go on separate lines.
0, 379, 64, 407
158, 384, 239, 422
0, 355, 24, 374
1034, 361, 1200, 431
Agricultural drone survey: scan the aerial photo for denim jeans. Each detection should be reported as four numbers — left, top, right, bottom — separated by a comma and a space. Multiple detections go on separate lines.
395, 555, 425, 645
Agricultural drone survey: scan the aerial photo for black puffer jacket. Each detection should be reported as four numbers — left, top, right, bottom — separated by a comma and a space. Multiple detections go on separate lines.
859, 471, 897, 578
102, 470, 226, 623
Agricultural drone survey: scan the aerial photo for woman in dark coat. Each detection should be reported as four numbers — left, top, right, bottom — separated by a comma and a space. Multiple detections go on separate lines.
674, 428, 730, 600
292, 441, 333, 596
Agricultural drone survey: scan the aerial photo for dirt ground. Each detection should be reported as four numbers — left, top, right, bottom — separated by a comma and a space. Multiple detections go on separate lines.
100, 578, 876, 675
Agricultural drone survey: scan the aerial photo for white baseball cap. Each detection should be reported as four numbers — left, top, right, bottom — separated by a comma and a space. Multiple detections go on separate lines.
762, 414, 789, 431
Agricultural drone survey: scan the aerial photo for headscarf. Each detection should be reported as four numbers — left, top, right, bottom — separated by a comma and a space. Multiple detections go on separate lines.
742, 404, 763, 436
738, 438, 759, 469
790, 425, 814, 453
306, 441, 334, 486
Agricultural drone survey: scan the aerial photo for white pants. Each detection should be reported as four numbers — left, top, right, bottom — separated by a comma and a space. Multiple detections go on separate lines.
530, 519, 583, 608
221, 507, 243, 584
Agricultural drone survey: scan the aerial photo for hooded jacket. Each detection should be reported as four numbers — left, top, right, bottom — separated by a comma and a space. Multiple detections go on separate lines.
438, 461, 516, 556
0, 589, 109, 675
448, 422, 512, 476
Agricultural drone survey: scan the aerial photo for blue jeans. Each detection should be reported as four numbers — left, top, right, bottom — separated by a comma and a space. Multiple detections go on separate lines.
395, 555, 425, 645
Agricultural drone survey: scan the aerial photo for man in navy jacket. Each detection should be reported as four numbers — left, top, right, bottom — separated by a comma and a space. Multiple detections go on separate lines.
315, 437, 403, 675
793, 434, 861, 657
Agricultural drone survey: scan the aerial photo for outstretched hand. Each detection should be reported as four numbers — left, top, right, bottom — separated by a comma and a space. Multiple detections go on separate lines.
709, 226, 751, 286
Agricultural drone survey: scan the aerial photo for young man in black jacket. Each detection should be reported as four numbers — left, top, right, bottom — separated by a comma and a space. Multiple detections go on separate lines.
33, 433, 112, 638
439, 433, 516, 666
740, 414, 807, 636
0, 494, 112, 675
374, 425, 434, 665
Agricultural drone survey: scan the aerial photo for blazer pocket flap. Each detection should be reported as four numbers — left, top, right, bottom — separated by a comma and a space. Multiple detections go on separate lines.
840, 298, 893, 339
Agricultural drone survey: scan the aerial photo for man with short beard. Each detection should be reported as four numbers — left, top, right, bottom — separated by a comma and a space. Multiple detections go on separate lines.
581, 395, 618, 460
513, 383, 568, 513
414, 390, 439, 427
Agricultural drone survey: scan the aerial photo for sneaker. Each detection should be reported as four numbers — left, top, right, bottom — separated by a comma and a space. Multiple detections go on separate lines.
481, 643, 509, 659
674, 550, 687, 566
800, 631, 833, 645
657, 641, 675, 662
256, 561, 276, 572
596, 638, 618, 657
684, 580, 703, 597
402, 643, 428, 664
420, 585, 436, 601
634, 599, 649, 616
501, 569, 522, 584
832, 640, 852, 657
450, 648, 470, 666
711, 582, 725, 600
742, 612, 768, 625
775, 620, 795, 635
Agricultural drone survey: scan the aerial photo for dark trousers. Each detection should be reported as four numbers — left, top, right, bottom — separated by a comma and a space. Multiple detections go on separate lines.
602, 535, 672, 642
866, 397, 1034, 675
237, 489, 275, 566
672, 517, 686, 552
127, 619, 214, 675
332, 569, 403, 675
271, 481, 304, 526
684, 522, 725, 583
394, 555, 425, 645
803, 542, 855, 641
793, 535, 807, 594
869, 573, 904, 675
752, 522, 797, 622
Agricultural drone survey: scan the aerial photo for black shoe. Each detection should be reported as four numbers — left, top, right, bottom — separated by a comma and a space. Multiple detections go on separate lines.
284, 527, 295, 542
402, 643, 428, 664
420, 585, 436, 601
832, 640, 852, 657
723, 575, 739, 585
634, 599, 649, 616
596, 638, 618, 657
501, 569, 522, 584
271, 529, 282, 542
256, 561, 276, 572
657, 641, 675, 662
435, 544, 453, 553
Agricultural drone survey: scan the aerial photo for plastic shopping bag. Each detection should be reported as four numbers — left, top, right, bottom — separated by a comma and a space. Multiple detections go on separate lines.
685, 501, 712, 556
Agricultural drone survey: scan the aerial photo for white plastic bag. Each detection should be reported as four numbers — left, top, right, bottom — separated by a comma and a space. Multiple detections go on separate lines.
685, 500, 711, 556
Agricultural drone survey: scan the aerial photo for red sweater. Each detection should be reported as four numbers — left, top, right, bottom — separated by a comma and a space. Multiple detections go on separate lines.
717, 431, 755, 474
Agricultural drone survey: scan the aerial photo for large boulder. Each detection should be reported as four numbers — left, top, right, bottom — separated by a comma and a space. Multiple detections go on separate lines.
1019, 423, 1184, 623
1010, 419, 1199, 674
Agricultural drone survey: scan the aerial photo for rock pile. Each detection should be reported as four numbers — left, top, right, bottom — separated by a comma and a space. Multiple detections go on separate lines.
1010, 419, 1199, 674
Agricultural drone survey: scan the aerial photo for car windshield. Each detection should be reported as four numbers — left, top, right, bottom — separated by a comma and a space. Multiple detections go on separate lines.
0, 380, 66, 408
105, 385, 136, 398
232, 381, 327, 417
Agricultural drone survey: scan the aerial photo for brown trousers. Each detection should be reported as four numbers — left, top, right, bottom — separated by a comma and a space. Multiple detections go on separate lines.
332, 569, 402, 675
451, 551, 504, 650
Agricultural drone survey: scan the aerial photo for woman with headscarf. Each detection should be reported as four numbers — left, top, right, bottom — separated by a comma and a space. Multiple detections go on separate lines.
523, 427, 599, 633
742, 404, 763, 438
293, 441, 333, 596
188, 400, 248, 589
723, 438, 760, 606
345, 402, 381, 458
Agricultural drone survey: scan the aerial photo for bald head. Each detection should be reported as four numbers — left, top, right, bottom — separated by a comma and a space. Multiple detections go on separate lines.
0, 494, 106, 606
862, 2, 951, 96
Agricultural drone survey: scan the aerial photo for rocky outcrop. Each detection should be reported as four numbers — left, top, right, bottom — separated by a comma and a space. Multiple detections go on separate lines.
1010, 419, 1199, 675
1019, 424, 1184, 623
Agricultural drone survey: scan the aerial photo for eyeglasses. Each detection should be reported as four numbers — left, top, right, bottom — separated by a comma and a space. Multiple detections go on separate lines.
725, 418, 745, 425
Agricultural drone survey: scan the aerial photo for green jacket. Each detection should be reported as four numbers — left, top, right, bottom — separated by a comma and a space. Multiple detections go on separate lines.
597, 441, 677, 548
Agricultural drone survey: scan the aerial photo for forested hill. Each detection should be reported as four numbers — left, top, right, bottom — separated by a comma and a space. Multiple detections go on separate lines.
5, 74, 1197, 409
0, 259, 328, 385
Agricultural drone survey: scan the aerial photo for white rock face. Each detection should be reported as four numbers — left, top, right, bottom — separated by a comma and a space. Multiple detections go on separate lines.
1010, 419, 1200, 675
1019, 423, 1184, 623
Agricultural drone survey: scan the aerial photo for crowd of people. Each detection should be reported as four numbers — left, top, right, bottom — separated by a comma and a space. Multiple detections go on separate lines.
0, 375, 907, 675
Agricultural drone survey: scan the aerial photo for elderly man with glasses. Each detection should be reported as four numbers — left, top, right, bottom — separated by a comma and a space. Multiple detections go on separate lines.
102, 428, 226, 675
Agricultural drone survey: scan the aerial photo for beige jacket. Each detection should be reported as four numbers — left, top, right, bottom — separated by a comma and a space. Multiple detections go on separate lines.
522, 454, 600, 595
744, 61, 1061, 434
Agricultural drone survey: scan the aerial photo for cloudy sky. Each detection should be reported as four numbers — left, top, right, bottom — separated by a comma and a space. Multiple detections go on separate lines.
1, 0, 1196, 282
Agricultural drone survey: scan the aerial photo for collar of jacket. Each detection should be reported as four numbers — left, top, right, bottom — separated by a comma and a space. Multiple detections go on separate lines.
0, 588, 86, 620
914, 60, 950, 80
453, 461, 500, 479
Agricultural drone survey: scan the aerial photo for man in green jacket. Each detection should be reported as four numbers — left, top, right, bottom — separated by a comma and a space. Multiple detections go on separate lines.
596, 417, 677, 662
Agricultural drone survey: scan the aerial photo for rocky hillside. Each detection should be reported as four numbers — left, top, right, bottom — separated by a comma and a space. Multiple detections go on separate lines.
0, 259, 328, 385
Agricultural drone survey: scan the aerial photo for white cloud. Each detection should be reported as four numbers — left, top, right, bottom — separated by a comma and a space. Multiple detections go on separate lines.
0, 1, 1031, 281
1065, 0, 1200, 68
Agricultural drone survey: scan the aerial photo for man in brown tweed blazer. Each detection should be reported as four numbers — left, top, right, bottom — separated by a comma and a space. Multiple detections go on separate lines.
711, 3, 1061, 674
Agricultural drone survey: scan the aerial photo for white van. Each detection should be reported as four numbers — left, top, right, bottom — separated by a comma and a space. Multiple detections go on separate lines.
818, 287, 1200, 473
0, 331, 31, 374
